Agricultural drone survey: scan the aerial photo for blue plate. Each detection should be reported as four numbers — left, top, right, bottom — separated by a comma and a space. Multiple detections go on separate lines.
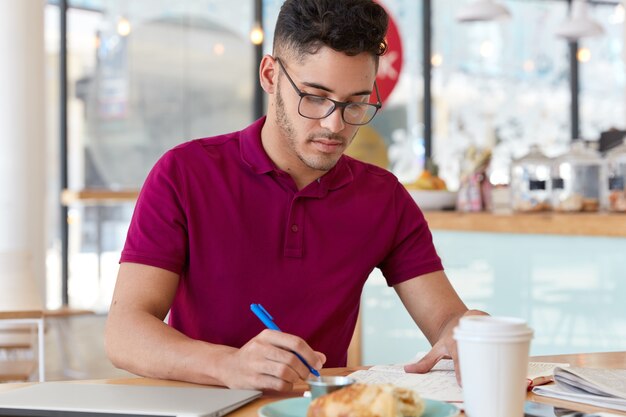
258, 396, 459, 417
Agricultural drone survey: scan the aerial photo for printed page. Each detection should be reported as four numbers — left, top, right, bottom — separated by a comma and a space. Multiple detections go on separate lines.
528, 361, 570, 379
533, 384, 626, 412
348, 368, 463, 402
350, 359, 569, 402
372, 359, 566, 378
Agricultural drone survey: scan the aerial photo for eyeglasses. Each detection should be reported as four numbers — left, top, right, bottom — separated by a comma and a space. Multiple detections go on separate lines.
275, 58, 381, 126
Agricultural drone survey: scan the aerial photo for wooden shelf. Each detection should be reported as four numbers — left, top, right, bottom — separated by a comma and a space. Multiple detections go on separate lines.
60, 189, 626, 238
61, 189, 139, 205
422, 210, 626, 238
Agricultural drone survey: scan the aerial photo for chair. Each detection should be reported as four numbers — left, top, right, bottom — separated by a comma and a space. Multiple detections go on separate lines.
0, 250, 45, 382
0, 311, 43, 382
0, 308, 96, 382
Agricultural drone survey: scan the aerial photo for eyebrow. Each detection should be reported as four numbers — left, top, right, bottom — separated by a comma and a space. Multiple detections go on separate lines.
301, 81, 372, 97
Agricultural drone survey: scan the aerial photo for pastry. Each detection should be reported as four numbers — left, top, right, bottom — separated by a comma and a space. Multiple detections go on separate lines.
307, 383, 424, 417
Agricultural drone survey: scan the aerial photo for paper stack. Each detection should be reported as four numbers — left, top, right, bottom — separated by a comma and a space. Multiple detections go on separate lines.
533, 366, 626, 412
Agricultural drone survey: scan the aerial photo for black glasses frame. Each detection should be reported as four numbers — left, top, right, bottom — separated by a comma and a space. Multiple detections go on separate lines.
274, 57, 382, 126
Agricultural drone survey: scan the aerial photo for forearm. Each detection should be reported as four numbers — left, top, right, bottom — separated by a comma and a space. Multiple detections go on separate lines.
394, 271, 488, 344
104, 309, 235, 386
106, 263, 325, 391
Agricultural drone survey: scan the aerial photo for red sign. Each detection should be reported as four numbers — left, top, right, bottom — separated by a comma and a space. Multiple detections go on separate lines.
375, 1, 403, 105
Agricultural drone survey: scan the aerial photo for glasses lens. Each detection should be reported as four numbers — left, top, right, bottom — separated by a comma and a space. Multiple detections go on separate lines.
343, 103, 377, 125
298, 95, 378, 125
299, 96, 335, 119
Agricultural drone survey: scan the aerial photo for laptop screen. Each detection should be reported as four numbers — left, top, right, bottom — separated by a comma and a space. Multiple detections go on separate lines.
0, 382, 262, 417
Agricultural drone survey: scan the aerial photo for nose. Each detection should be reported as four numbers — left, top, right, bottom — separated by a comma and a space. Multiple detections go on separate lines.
319, 107, 345, 133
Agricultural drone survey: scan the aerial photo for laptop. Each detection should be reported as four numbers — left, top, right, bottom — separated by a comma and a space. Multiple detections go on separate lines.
0, 382, 262, 417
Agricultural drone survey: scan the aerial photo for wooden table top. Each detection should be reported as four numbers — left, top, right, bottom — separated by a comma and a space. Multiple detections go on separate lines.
0, 351, 624, 416
0, 310, 43, 320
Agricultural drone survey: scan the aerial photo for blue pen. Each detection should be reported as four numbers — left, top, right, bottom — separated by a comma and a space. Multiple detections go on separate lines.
250, 303, 321, 377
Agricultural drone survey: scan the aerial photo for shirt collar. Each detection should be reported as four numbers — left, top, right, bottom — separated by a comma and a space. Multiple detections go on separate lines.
240, 116, 354, 192
318, 156, 353, 192
240, 116, 274, 174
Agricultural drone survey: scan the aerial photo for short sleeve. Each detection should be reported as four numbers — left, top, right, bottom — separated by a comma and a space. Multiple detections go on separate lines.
120, 150, 189, 274
378, 183, 443, 286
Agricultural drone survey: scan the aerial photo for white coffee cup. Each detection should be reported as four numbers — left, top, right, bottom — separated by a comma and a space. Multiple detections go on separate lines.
454, 316, 533, 417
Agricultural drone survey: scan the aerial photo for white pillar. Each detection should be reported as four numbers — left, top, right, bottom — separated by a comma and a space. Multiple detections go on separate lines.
0, 0, 47, 309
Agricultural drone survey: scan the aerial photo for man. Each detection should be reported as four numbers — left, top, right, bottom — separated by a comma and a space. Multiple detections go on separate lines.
105, 0, 484, 391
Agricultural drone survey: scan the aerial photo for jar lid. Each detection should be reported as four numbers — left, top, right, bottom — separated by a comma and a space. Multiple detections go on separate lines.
512, 144, 551, 165
554, 140, 602, 165
606, 137, 626, 163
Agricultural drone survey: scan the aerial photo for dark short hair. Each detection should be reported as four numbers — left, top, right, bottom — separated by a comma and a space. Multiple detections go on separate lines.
273, 0, 388, 61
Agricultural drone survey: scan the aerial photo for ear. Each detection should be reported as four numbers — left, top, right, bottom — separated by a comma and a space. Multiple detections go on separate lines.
259, 54, 278, 94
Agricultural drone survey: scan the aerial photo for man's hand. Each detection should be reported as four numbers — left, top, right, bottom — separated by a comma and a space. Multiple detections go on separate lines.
404, 309, 488, 385
218, 329, 326, 392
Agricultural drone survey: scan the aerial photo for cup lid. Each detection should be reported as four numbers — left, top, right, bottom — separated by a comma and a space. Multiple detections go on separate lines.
454, 316, 533, 340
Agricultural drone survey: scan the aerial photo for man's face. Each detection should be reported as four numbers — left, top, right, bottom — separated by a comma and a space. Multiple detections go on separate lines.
272, 47, 378, 173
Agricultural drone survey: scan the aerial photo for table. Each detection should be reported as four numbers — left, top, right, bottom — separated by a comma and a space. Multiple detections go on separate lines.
227, 351, 626, 416
0, 352, 624, 416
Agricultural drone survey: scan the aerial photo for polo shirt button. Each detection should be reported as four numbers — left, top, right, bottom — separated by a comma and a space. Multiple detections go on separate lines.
291, 224, 299, 232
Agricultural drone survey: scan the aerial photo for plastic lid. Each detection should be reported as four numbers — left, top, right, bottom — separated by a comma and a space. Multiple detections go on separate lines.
453, 316, 533, 342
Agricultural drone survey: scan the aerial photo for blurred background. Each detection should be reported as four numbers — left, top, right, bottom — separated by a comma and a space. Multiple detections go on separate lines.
2, 0, 626, 379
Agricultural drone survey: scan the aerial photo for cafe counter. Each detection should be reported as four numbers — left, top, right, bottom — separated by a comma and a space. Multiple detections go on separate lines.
422, 211, 626, 237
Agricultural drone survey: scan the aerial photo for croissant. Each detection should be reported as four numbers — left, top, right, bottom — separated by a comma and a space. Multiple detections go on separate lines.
307, 383, 424, 417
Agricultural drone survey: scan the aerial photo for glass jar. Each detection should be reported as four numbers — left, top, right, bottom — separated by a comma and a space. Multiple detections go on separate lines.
510, 145, 551, 212
605, 138, 626, 213
551, 141, 602, 212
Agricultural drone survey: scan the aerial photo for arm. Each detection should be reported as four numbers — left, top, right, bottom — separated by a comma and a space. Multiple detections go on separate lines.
105, 262, 325, 391
393, 270, 487, 382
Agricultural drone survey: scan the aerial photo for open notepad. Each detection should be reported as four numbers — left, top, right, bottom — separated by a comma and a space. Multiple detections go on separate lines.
349, 359, 567, 403
533, 366, 626, 412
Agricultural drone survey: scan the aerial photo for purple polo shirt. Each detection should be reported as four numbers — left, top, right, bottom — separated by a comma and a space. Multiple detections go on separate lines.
121, 117, 443, 367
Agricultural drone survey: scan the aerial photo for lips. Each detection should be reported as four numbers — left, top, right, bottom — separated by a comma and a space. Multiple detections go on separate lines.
310, 139, 344, 154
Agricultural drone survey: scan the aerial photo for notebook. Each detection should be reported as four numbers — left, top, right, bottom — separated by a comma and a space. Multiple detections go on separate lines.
0, 382, 262, 417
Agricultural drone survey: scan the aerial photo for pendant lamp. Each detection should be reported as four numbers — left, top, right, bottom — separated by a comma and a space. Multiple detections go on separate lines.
555, 0, 605, 40
456, 0, 512, 23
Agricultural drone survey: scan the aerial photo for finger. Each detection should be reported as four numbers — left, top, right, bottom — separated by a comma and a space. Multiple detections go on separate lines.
258, 329, 323, 370
445, 339, 462, 385
315, 351, 327, 366
404, 345, 447, 374
447, 341, 462, 386
264, 346, 312, 380
454, 357, 462, 386
240, 337, 304, 381
256, 337, 320, 380
260, 355, 304, 383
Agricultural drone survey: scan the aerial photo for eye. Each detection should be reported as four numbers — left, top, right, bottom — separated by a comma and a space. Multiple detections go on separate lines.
345, 104, 367, 117
304, 95, 329, 105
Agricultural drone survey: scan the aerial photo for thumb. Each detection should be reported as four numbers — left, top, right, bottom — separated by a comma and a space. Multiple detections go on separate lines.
404, 347, 446, 374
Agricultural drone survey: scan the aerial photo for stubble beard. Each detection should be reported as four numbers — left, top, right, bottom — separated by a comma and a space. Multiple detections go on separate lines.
275, 80, 347, 172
